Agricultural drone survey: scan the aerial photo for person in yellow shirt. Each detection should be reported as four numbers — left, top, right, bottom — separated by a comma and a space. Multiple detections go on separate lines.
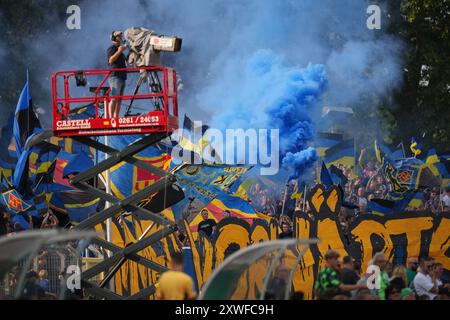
155, 251, 197, 300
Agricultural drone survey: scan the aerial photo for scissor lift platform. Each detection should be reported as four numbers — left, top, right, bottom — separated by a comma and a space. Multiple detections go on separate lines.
51, 66, 179, 137
51, 65, 182, 299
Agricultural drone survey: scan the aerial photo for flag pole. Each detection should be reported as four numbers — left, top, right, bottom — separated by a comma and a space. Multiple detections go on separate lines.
353, 139, 356, 178
26, 70, 30, 143
302, 184, 307, 212
400, 142, 406, 158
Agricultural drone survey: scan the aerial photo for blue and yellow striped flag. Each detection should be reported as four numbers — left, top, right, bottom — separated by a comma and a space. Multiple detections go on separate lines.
324, 139, 355, 169
315, 132, 344, 157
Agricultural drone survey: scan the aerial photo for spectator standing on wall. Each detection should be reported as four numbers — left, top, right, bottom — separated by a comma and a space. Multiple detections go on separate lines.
197, 209, 216, 238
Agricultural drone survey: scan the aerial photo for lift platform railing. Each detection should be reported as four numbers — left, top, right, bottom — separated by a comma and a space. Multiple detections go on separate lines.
51, 66, 178, 137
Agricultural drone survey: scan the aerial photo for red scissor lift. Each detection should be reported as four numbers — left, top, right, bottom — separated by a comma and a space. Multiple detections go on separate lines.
51, 66, 180, 299
52, 66, 178, 136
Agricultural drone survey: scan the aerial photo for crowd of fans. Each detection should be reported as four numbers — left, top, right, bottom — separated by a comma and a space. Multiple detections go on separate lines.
216, 158, 449, 300
313, 249, 449, 300
251, 161, 449, 217
344, 159, 449, 214
0, 207, 60, 237
241, 157, 449, 244
0, 249, 82, 300
1, 153, 448, 300
0, 207, 86, 300
174, 209, 450, 300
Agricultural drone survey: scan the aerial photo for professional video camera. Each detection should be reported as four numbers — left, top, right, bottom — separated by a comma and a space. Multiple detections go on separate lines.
124, 27, 182, 67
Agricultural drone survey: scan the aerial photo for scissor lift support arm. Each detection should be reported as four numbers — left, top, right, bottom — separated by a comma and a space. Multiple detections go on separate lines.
70, 132, 178, 300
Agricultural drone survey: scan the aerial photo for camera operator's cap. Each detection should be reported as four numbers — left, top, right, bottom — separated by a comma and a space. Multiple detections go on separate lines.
111, 31, 123, 39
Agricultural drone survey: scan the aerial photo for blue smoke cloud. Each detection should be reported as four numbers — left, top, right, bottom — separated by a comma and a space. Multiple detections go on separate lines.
203, 49, 326, 179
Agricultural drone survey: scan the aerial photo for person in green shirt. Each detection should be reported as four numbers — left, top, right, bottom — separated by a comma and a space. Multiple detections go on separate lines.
370, 252, 390, 300
314, 250, 366, 299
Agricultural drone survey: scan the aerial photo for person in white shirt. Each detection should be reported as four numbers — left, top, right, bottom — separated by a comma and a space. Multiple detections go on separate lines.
442, 186, 450, 209
357, 187, 368, 213
413, 257, 439, 300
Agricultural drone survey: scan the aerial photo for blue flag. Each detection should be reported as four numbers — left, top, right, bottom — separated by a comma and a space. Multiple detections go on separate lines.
0, 113, 17, 183
13, 76, 42, 158
320, 161, 333, 188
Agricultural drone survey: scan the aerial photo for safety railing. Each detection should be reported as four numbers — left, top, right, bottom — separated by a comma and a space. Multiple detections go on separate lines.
51, 66, 179, 137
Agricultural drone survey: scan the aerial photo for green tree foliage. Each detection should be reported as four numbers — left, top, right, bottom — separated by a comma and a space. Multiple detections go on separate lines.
381, 0, 450, 153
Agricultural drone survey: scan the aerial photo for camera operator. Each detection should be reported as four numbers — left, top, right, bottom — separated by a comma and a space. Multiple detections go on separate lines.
106, 31, 128, 118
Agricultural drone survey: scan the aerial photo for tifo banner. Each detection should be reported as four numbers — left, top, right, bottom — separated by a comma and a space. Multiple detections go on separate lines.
183, 212, 449, 299
171, 163, 252, 220
107, 185, 449, 300
188, 193, 261, 238
95, 212, 180, 298
174, 163, 251, 202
